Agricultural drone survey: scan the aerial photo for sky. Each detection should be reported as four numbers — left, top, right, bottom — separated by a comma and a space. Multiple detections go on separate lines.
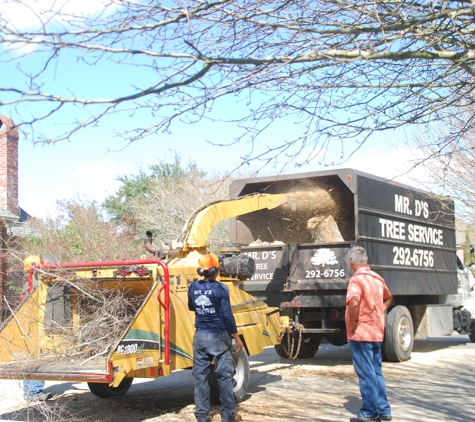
18, 127, 418, 219
3, 0, 424, 218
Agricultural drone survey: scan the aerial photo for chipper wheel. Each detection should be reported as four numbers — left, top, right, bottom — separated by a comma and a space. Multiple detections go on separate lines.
87, 378, 134, 398
209, 341, 250, 405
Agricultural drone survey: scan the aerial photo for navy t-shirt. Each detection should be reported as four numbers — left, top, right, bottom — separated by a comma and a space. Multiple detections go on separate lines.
187, 279, 237, 336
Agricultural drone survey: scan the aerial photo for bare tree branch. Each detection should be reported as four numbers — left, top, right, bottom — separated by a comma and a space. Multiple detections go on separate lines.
402, 109, 475, 223
2, 0, 475, 166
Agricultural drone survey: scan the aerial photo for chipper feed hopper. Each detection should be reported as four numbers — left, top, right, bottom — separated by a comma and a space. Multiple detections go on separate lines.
0, 194, 287, 400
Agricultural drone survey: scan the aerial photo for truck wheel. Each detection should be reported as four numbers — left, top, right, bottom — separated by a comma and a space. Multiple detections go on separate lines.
326, 332, 348, 347
87, 378, 133, 398
274, 342, 288, 358
274, 331, 295, 358
297, 335, 320, 359
383, 305, 414, 362
274, 333, 320, 359
209, 345, 250, 405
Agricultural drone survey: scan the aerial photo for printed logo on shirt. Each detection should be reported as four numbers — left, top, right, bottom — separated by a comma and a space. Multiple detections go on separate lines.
194, 290, 216, 315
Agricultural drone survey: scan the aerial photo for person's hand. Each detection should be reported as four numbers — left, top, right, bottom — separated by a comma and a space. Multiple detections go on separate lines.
232, 334, 244, 353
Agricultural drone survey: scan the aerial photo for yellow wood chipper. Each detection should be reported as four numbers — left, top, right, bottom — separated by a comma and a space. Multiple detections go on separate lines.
0, 193, 289, 401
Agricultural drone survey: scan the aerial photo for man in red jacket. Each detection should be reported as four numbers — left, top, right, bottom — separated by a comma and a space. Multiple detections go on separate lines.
346, 246, 393, 422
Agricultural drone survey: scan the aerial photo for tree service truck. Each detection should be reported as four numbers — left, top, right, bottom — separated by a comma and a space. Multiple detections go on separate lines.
229, 168, 475, 361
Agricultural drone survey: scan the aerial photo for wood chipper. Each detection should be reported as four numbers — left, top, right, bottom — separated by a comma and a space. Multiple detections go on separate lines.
0, 193, 288, 401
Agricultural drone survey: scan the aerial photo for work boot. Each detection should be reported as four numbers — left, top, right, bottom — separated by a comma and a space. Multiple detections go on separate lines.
379, 416, 392, 421
222, 414, 242, 422
350, 416, 381, 422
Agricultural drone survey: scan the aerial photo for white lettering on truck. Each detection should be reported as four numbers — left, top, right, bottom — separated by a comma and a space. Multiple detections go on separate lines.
395, 195, 412, 215
244, 250, 277, 281
395, 194, 429, 218
407, 224, 443, 245
383, 195, 441, 267
379, 219, 406, 240
379, 218, 443, 246
244, 251, 277, 261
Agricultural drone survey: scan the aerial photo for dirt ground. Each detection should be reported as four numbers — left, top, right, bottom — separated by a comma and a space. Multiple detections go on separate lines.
1, 334, 474, 422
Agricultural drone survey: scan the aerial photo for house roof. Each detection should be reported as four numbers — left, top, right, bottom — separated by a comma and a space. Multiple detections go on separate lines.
8, 207, 33, 237
0, 207, 18, 222
18, 207, 31, 223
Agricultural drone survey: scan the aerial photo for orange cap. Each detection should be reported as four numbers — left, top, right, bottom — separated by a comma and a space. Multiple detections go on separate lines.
198, 253, 220, 271
23, 255, 41, 270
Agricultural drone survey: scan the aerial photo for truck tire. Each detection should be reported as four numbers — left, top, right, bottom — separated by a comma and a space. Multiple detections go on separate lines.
383, 305, 414, 362
274, 331, 296, 358
326, 332, 348, 347
297, 335, 320, 359
209, 345, 250, 405
274, 332, 320, 359
274, 342, 288, 358
87, 377, 133, 398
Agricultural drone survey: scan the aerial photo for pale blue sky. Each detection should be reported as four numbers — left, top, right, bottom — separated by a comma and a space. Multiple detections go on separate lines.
18, 123, 415, 218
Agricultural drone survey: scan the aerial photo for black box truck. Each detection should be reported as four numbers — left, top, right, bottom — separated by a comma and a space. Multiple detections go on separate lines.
229, 169, 474, 361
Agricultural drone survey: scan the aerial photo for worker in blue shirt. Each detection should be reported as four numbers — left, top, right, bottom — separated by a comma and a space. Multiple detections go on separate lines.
188, 253, 244, 422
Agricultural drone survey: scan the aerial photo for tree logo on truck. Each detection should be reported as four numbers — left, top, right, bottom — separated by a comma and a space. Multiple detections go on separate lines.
310, 248, 339, 266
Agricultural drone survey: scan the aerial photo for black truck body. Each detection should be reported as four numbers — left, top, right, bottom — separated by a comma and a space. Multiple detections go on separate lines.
229, 169, 472, 361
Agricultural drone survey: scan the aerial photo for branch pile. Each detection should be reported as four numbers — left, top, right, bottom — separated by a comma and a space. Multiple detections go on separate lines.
5, 278, 148, 371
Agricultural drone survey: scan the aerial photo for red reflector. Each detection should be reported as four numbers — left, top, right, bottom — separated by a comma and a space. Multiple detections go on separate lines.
296, 301, 301, 306
284, 302, 289, 307
106, 360, 114, 382
158, 367, 164, 376
150, 367, 156, 377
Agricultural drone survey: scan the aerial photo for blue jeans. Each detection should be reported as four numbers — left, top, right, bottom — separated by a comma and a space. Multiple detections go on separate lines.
350, 341, 391, 418
192, 331, 235, 422
23, 380, 45, 399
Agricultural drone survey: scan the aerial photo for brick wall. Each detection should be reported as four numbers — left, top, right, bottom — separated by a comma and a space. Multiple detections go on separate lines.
0, 115, 19, 216
0, 115, 19, 318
